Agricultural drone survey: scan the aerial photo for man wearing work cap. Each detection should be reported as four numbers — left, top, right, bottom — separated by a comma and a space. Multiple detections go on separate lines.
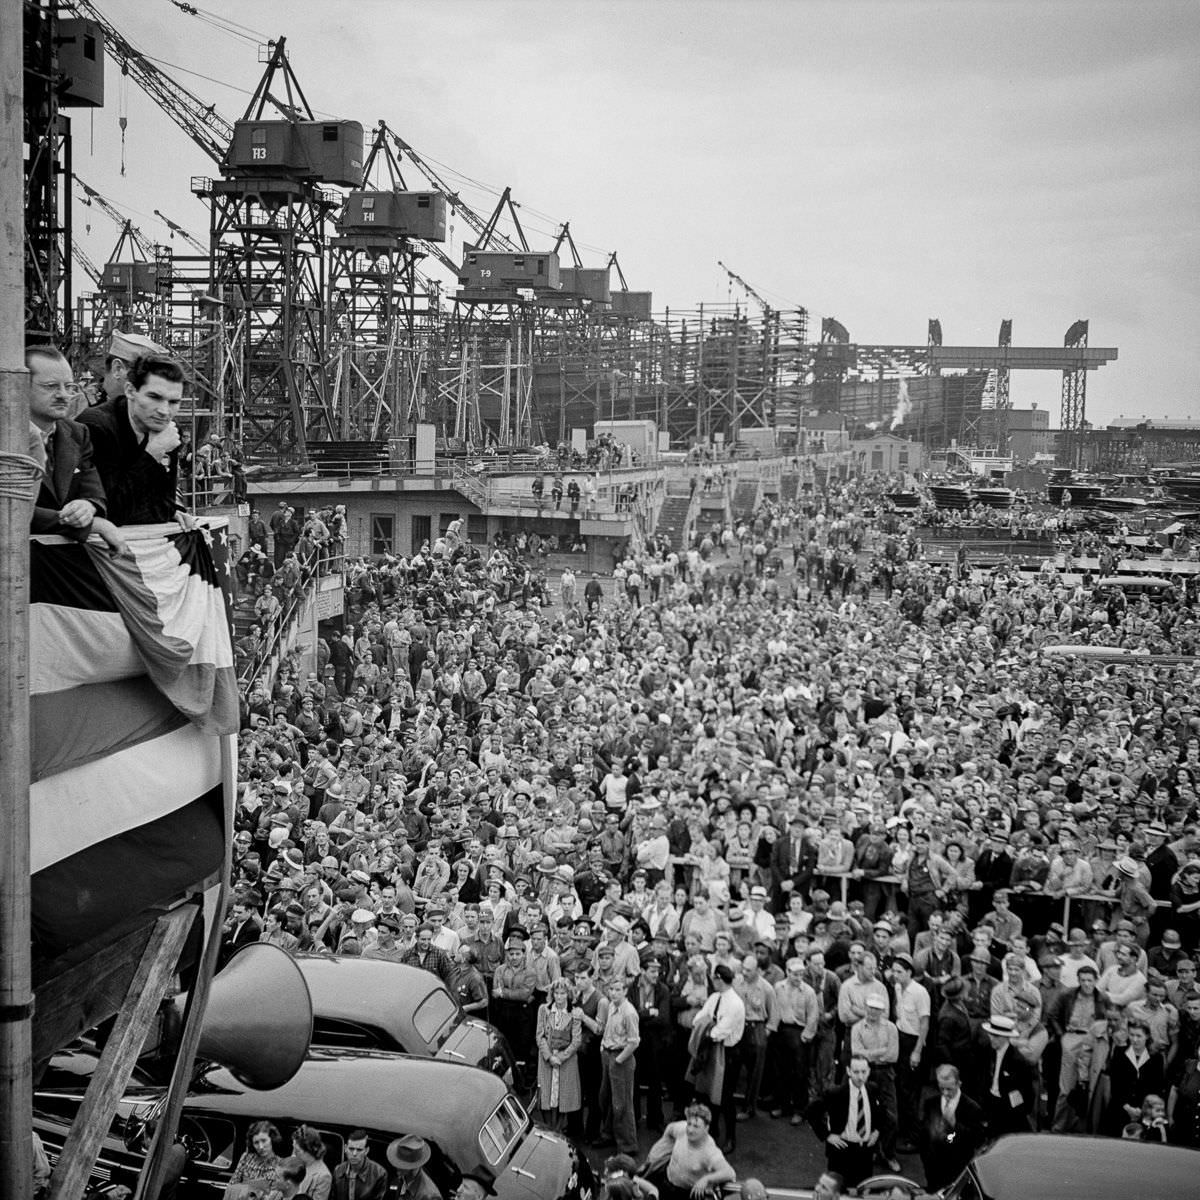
98, 330, 169, 404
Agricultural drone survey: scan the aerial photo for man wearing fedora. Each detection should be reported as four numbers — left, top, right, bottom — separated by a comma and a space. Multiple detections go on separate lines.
386, 1136, 439, 1200
981, 1014, 1036, 1135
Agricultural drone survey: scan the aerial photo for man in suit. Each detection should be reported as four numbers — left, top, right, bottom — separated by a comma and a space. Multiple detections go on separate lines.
807, 1055, 893, 1189
26, 346, 126, 554
78, 351, 194, 529
771, 815, 817, 910
980, 1014, 1037, 1135
934, 977, 979, 1093
219, 899, 263, 967
918, 1063, 986, 1190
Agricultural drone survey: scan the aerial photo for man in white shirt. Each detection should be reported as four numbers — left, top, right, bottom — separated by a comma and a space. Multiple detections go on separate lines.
891, 955, 930, 1153
694, 964, 746, 1153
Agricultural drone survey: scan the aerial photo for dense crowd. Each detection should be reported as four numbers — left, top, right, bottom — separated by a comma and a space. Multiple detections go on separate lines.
225, 476, 1200, 1195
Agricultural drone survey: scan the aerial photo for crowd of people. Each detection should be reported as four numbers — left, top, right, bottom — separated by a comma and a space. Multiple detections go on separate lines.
224, 465, 1200, 1196
27, 328, 1200, 1194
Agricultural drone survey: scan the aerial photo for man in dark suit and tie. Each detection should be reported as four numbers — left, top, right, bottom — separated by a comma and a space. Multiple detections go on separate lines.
220, 899, 264, 967
918, 1063, 986, 1190
771, 815, 816, 910
26, 346, 126, 555
807, 1055, 893, 1188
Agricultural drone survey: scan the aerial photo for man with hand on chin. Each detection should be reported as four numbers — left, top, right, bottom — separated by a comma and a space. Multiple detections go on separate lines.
79, 352, 196, 530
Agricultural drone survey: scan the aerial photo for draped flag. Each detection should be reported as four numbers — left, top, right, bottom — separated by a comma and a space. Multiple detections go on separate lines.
30, 523, 237, 956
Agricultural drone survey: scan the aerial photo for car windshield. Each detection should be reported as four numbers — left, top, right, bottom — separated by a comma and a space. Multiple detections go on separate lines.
477, 1095, 527, 1166
412, 988, 458, 1047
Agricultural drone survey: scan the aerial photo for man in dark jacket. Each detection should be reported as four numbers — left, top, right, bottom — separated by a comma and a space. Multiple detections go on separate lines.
771, 815, 817, 909
807, 1055, 894, 1188
979, 1015, 1037, 1135
26, 346, 126, 553
77, 353, 193, 528
918, 1064, 987, 1189
934, 978, 978, 1093
632, 957, 672, 1131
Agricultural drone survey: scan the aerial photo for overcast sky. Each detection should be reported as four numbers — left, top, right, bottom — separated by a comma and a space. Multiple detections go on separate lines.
74, 0, 1200, 426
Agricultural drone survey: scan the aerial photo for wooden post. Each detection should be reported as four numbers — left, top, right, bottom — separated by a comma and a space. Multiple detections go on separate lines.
0, 0, 34, 1190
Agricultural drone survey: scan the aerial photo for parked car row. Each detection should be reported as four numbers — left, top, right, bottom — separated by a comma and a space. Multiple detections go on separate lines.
35, 950, 589, 1200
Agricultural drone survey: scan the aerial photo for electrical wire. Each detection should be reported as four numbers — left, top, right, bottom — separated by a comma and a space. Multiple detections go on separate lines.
164, 0, 266, 46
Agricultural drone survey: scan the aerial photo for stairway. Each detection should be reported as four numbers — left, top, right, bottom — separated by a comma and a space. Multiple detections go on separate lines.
732, 480, 759, 522
654, 495, 693, 552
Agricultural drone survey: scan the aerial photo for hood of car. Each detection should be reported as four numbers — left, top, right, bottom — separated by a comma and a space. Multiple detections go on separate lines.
495, 1127, 591, 1200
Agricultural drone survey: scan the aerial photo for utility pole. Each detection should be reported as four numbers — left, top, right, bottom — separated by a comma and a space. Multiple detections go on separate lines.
1, 0, 35, 1193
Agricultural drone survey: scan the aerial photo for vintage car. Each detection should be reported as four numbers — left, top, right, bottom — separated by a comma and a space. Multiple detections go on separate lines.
296, 954, 517, 1081
35, 1049, 594, 1200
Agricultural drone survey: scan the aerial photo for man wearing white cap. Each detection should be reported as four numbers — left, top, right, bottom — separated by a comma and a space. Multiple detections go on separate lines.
99, 329, 169, 403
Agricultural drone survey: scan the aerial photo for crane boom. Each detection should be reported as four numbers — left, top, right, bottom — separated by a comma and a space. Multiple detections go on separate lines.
75, 176, 157, 258
69, 0, 232, 166
717, 259, 771, 314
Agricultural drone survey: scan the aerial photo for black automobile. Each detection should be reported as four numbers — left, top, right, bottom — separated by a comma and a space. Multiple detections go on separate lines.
938, 1133, 1200, 1200
295, 954, 517, 1081
35, 1049, 594, 1200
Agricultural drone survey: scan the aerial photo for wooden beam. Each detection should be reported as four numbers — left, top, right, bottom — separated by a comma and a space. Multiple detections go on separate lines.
47, 905, 196, 1200
32, 921, 157, 1072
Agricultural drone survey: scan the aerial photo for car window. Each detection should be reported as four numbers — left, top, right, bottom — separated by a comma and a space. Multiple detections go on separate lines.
179, 1114, 238, 1169
311, 1016, 391, 1051
412, 987, 458, 1046
478, 1095, 527, 1166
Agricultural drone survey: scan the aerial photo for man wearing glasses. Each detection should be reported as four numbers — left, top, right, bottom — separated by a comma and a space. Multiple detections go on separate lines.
26, 345, 127, 555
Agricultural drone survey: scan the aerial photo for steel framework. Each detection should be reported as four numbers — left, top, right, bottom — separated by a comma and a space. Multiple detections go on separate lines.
1059, 318, 1089, 469
23, 1, 72, 341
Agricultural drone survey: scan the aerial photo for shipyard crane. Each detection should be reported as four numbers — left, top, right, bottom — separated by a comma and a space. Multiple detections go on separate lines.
71, 244, 103, 287
68, 0, 234, 164
717, 260, 771, 315
552, 223, 584, 268
74, 177, 158, 258
357, 123, 462, 277
384, 131, 521, 253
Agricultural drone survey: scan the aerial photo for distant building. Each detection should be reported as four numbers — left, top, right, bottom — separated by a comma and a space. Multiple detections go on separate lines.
849, 433, 926, 474
798, 412, 850, 453
1007, 406, 1051, 464
1087, 417, 1200, 469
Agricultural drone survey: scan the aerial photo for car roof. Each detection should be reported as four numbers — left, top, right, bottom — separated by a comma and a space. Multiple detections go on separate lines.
295, 954, 455, 1051
193, 1050, 517, 1175
971, 1134, 1200, 1200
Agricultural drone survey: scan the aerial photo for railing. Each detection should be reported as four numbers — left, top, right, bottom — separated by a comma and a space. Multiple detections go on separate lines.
236, 543, 344, 697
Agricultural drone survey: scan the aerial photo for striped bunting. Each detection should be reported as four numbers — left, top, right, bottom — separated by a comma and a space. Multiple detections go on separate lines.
30, 524, 236, 956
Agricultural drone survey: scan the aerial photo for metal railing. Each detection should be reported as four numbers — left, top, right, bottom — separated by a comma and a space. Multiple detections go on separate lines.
236, 543, 344, 697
